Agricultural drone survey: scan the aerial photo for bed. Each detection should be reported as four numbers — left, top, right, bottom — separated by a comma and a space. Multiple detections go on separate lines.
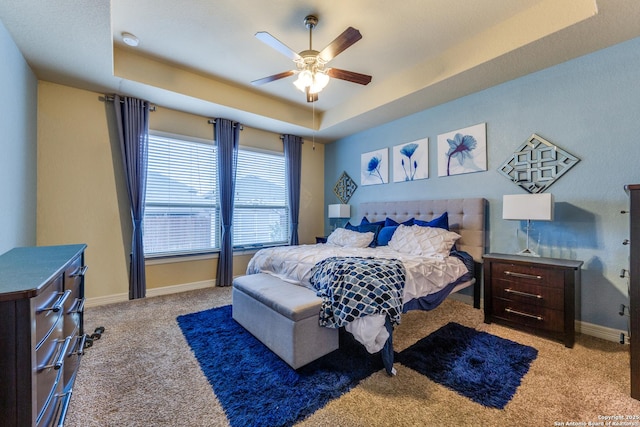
237, 197, 487, 373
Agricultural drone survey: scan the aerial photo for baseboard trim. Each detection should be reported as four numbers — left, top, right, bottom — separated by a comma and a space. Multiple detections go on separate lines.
84, 279, 217, 308
576, 320, 628, 344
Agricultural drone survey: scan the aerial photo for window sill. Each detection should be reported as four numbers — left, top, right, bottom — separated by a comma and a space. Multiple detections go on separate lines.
144, 244, 288, 265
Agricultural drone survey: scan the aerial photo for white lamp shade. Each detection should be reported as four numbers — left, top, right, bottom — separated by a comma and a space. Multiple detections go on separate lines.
503, 193, 554, 221
328, 204, 350, 218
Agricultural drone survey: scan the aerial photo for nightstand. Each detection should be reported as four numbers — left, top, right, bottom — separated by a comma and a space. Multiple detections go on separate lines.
315, 236, 328, 243
483, 253, 583, 348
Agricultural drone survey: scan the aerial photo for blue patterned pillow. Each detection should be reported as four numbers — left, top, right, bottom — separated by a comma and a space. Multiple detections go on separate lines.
414, 212, 449, 230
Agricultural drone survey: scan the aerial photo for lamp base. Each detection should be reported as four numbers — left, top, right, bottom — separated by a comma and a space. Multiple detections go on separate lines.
516, 248, 540, 257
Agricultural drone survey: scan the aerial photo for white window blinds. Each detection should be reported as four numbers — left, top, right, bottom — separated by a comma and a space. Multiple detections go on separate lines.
233, 148, 289, 248
143, 133, 289, 257
144, 134, 218, 256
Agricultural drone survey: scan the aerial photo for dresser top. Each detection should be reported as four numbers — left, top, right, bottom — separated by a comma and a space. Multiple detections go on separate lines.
0, 244, 86, 300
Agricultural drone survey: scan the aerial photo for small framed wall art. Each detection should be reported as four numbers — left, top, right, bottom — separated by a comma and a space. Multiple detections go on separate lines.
437, 123, 487, 177
361, 148, 389, 186
393, 138, 429, 182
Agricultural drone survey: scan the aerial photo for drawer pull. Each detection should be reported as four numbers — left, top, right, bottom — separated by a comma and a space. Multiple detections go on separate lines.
505, 288, 542, 299
505, 307, 543, 321
43, 336, 72, 370
39, 289, 72, 313
504, 271, 542, 280
70, 297, 86, 314
70, 265, 88, 277
75, 333, 88, 356
55, 389, 73, 427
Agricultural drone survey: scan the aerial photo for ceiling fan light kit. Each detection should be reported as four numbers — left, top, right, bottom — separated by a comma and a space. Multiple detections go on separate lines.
252, 15, 372, 102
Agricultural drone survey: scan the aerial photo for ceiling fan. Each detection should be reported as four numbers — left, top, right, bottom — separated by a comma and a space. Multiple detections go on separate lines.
251, 15, 372, 102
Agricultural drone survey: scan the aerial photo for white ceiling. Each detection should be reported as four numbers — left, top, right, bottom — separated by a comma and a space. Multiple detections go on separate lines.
1, 0, 639, 142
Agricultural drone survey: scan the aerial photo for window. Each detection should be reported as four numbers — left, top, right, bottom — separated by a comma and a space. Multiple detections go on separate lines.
143, 132, 289, 257
234, 148, 289, 248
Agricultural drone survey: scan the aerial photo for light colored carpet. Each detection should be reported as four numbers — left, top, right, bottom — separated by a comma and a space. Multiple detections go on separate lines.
66, 287, 640, 426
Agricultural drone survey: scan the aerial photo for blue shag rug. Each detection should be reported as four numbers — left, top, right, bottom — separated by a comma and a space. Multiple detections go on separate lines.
178, 307, 537, 426
177, 305, 383, 427
396, 322, 538, 409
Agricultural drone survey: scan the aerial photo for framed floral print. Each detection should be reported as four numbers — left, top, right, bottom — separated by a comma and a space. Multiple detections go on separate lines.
437, 123, 487, 177
393, 138, 428, 182
361, 148, 388, 186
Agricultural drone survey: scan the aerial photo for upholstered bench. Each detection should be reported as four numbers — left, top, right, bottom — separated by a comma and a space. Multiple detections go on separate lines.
232, 273, 339, 369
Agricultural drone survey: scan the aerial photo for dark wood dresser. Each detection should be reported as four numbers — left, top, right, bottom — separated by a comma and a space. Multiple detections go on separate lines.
0, 244, 87, 427
625, 184, 640, 399
483, 253, 582, 348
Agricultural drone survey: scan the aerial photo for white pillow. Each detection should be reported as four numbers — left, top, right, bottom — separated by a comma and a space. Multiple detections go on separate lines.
387, 225, 422, 255
388, 225, 461, 256
326, 227, 374, 248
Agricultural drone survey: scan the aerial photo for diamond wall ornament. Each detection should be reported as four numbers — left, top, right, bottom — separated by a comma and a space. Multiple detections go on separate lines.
333, 171, 357, 204
498, 134, 579, 193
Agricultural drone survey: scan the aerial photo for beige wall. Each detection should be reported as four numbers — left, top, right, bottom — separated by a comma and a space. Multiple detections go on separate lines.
37, 81, 324, 301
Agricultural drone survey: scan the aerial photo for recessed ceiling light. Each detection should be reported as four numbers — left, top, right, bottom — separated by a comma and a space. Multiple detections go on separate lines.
121, 32, 139, 47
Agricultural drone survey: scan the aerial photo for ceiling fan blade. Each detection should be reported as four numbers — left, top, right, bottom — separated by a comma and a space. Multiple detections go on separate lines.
318, 27, 362, 62
255, 31, 301, 61
327, 68, 372, 85
251, 70, 296, 86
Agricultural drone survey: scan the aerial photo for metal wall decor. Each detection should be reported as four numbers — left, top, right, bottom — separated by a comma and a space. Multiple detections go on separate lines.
333, 171, 357, 204
498, 134, 579, 193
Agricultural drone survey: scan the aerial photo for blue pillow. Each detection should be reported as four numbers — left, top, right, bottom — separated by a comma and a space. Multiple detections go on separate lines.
376, 225, 398, 246
414, 212, 449, 230
358, 223, 382, 247
361, 217, 385, 227
384, 217, 414, 227
345, 222, 358, 231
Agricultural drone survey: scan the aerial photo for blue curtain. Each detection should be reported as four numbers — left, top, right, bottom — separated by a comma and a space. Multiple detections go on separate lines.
283, 134, 303, 245
215, 119, 240, 287
113, 95, 150, 299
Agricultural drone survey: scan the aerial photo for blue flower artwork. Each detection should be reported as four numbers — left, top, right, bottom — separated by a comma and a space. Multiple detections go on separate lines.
437, 123, 487, 177
393, 138, 428, 182
361, 148, 389, 186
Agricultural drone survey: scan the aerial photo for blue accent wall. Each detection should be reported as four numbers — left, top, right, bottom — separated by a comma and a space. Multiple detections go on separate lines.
0, 19, 37, 254
325, 36, 640, 330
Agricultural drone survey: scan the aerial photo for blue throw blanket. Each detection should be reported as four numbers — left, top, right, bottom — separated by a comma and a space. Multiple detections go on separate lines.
309, 257, 406, 329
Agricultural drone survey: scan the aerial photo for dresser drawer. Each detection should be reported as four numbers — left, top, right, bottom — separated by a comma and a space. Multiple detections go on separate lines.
34, 276, 66, 348
63, 328, 85, 391
492, 298, 565, 334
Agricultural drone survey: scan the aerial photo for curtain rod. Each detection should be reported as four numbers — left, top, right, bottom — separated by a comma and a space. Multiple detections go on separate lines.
280, 135, 304, 143
102, 95, 156, 112
208, 119, 243, 130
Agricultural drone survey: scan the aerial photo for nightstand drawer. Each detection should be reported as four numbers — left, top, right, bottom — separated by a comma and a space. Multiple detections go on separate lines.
492, 278, 564, 310
492, 298, 564, 334
491, 262, 564, 288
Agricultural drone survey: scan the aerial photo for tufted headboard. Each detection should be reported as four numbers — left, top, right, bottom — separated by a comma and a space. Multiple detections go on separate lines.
359, 198, 488, 263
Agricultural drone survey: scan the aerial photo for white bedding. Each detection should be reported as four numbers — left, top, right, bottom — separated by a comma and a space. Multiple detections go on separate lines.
247, 243, 467, 302
246, 242, 468, 353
